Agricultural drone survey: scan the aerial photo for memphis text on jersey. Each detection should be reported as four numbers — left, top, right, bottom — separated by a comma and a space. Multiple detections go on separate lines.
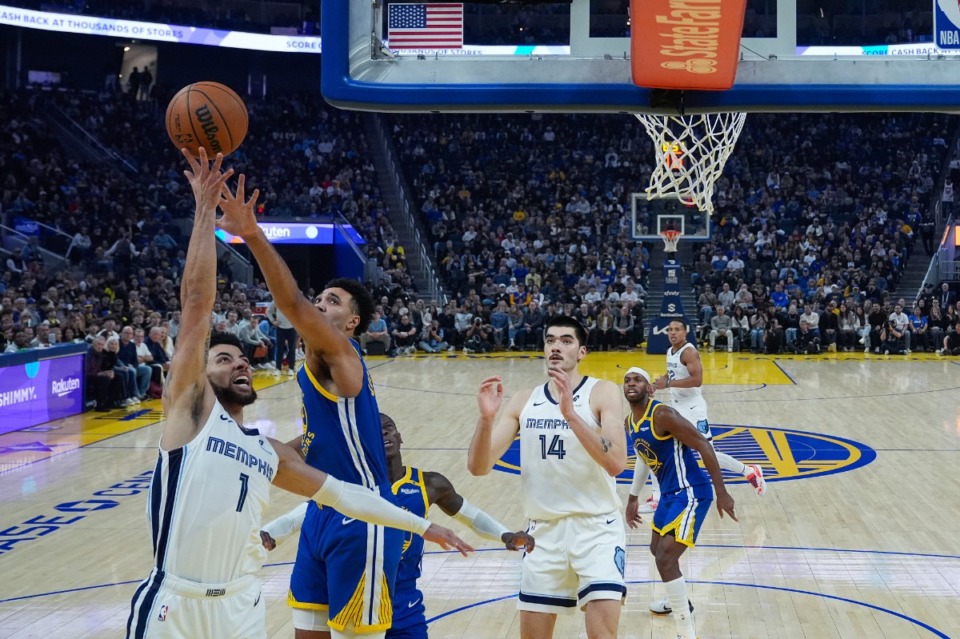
205, 436, 275, 481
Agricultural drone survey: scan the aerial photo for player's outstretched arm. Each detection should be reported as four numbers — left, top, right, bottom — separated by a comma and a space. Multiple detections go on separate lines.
218, 176, 363, 396
426, 471, 535, 552
260, 501, 308, 551
268, 438, 474, 555
468, 377, 525, 476
656, 409, 737, 521
162, 148, 234, 450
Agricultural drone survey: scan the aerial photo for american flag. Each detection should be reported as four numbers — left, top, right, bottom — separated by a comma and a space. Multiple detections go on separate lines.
387, 3, 464, 49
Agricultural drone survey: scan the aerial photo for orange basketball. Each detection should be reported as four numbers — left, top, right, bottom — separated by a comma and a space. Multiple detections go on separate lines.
165, 81, 248, 157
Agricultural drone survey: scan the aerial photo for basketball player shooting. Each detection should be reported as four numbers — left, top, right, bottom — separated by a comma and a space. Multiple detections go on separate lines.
125, 149, 470, 639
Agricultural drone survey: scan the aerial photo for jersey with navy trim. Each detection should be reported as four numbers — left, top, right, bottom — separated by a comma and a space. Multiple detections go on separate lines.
519, 376, 621, 521
297, 339, 388, 488
626, 399, 709, 495
147, 400, 278, 584
666, 342, 709, 422
391, 466, 430, 630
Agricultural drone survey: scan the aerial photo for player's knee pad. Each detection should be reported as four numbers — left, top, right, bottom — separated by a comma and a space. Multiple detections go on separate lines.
292, 607, 330, 632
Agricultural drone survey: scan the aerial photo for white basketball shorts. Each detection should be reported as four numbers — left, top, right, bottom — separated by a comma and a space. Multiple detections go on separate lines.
126, 570, 264, 639
518, 511, 627, 614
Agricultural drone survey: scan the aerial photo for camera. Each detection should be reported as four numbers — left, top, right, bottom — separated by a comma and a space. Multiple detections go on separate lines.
474, 318, 482, 325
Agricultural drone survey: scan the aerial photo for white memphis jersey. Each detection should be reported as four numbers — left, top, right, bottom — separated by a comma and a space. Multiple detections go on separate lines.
147, 401, 279, 584
519, 376, 620, 521
666, 342, 708, 423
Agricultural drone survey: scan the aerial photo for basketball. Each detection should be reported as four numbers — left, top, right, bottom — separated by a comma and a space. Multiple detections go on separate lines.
165, 81, 248, 157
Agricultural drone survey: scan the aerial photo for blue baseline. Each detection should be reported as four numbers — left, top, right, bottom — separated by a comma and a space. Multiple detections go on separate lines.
321, 3, 960, 114
422, 579, 953, 638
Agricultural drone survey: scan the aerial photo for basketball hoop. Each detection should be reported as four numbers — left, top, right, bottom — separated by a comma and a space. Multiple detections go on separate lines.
635, 112, 747, 214
660, 229, 682, 254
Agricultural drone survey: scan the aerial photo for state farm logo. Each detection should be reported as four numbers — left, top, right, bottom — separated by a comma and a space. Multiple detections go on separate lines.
51, 377, 81, 398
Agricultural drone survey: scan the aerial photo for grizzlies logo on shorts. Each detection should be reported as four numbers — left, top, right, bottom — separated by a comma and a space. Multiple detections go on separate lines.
696, 419, 710, 436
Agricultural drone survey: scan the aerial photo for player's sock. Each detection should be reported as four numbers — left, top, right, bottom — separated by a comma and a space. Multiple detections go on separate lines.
715, 450, 747, 476
664, 576, 696, 639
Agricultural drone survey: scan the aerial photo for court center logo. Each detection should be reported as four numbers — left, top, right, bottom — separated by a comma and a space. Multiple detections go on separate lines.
493, 424, 876, 485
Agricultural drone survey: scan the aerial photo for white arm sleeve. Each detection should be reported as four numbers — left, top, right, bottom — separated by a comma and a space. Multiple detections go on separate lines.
451, 498, 511, 543
261, 501, 308, 545
313, 476, 430, 536
630, 462, 650, 497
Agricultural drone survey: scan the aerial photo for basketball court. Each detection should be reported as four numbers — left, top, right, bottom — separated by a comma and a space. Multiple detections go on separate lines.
1, 352, 958, 638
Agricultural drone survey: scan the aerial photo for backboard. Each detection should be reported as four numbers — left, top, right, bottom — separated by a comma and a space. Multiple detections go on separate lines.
631, 195, 709, 241
322, 0, 960, 114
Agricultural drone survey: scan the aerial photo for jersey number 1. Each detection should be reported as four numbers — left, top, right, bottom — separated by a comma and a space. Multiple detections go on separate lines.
236, 473, 250, 512
539, 434, 566, 460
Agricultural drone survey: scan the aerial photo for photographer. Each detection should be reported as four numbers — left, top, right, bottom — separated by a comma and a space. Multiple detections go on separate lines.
793, 319, 821, 355
464, 316, 493, 353
764, 317, 784, 354
880, 318, 906, 355
418, 319, 450, 353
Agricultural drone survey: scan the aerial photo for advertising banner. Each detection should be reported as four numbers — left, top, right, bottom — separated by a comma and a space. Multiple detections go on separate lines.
0, 354, 85, 436
215, 222, 364, 245
647, 259, 695, 354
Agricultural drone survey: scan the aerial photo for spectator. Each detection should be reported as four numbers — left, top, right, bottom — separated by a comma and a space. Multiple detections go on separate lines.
360, 310, 391, 356
118, 325, 151, 400
418, 319, 449, 353
106, 336, 140, 406
794, 320, 821, 355
709, 305, 735, 352
85, 336, 125, 411
941, 321, 960, 355
463, 317, 493, 353
391, 313, 418, 355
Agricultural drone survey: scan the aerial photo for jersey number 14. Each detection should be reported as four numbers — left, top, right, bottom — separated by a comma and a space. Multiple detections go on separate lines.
539, 434, 567, 460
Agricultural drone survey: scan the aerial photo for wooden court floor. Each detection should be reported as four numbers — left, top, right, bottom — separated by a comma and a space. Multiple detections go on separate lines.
1, 351, 959, 638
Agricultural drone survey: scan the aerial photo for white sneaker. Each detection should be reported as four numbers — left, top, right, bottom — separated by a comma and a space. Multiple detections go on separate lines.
284, 368, 296, 376
650, 598, 694, 615
746, 464, 767, 496
638, 495, 659, 514
858, 336, 865, 345
263, 362, 276, 369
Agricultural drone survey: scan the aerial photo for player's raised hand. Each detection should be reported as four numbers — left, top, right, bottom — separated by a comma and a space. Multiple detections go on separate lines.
183, 147, 232, 212
715, 490, 738, 522
625, 495, 644, 529
547, 366, 574, 415
501, 530, 535, 553
423, 523, 474, 557
218, 173, 261, 240
477, 376, 504, 418
653, 375, 669, 391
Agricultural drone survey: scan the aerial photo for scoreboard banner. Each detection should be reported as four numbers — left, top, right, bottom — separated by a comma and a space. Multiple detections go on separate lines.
0, 4, 323, 53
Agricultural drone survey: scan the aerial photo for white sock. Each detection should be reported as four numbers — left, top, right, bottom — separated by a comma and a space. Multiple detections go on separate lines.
714, 449, 747, 476
664, 576, 696, 639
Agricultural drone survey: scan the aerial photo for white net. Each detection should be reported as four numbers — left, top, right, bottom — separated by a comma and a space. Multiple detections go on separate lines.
634, 112, 747, 214
660, 230, 682, 254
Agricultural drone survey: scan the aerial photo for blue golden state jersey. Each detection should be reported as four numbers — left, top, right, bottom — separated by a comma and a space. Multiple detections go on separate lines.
391, 467, 430, 631
627, 399, 710, 496
297, 339, 389, 488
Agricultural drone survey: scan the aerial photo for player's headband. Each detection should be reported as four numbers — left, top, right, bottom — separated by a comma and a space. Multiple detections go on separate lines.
625, 367, 651, 384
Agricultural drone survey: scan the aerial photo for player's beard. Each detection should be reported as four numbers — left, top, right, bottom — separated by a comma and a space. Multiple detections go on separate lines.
211, 380, 258, 407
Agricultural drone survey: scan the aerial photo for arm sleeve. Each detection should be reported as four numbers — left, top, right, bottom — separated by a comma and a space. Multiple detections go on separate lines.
451, 498, 511, 543
630, 462, 650, 497
261, 501, 308, 545
312, 476, 430, 536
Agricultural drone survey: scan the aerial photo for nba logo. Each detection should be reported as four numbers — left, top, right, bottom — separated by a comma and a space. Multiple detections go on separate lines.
158, 605, 169, 622
935, 0, 960, 48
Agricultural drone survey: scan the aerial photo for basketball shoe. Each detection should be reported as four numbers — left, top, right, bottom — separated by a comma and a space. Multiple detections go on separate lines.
638, 495, 659, 514
746, 464, 766, 496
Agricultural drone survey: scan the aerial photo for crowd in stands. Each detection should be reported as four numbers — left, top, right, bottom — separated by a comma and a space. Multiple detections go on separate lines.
382, 108, 958, 357
4, 86, 960, 408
